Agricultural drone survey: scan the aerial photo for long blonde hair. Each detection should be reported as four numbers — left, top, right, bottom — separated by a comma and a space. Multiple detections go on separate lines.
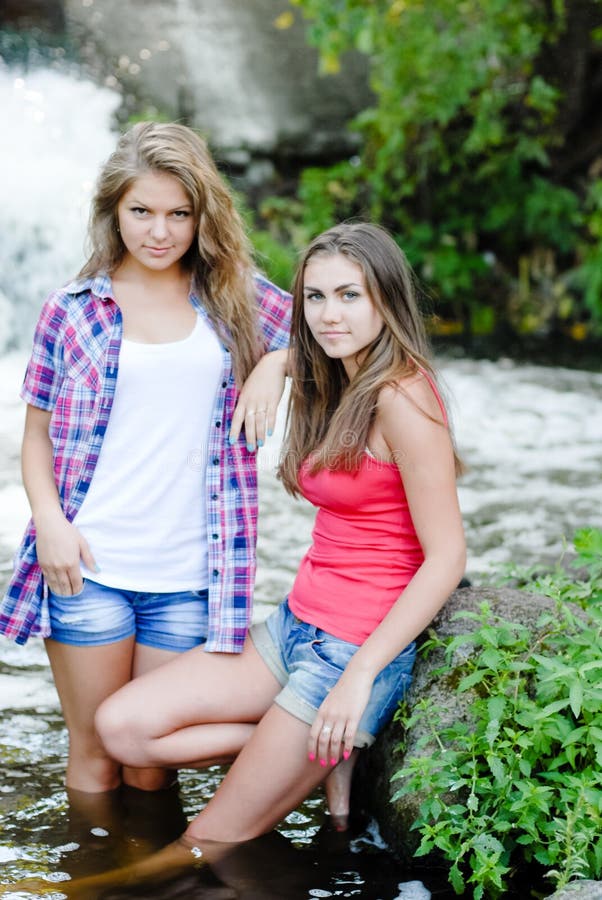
79, 121, 262, 383
279, 223, 461, 495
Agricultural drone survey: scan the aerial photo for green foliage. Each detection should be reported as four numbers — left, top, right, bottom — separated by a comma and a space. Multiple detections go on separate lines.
290, 0, 602, 336
392, 528, 602, 896
575, 180, 602, 322
251, 228, 298, 291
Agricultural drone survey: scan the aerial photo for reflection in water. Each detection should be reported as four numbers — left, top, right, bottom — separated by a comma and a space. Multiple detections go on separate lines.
0, 778, 439, 899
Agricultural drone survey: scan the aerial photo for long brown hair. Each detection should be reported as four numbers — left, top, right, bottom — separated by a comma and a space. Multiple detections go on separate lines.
79, 121, 262, 383
278, 223, 461, 495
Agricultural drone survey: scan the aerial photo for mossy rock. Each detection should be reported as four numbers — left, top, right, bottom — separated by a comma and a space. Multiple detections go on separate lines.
352, 586, 560, 863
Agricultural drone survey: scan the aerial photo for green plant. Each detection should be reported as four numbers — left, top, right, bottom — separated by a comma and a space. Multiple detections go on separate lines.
392, 528, 602, 897
287, 0, 602, 334
251, 229, 297, 291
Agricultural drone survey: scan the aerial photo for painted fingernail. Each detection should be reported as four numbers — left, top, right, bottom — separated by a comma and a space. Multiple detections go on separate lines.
330, 758, 337, 766
308, 752, 316, 762
228, 435, 236, 444
246, 444, 255, 452
257, 439, 264, 447
320, 759, 327, 767
343, 751, 350, 760
94, 564, 101, 573
267, 428, 273, 437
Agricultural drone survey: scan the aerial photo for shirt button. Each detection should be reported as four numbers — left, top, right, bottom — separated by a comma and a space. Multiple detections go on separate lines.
221, 381, 227, 388
213, 569, 219, 578
212, 533, 219, 540
212, 457, 219, 465
211, 493, 218, 501
215, 420, 221, 428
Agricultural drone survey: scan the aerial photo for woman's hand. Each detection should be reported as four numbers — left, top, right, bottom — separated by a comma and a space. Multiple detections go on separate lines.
308, 670, 373, 767
35, 509, 97, 595
230, 349, 288, 451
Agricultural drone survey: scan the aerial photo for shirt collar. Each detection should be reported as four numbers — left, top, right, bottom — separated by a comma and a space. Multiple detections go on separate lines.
63, 272, 114, 301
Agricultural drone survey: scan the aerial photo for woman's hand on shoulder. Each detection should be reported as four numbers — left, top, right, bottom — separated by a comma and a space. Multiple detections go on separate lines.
230, 349, 289, 451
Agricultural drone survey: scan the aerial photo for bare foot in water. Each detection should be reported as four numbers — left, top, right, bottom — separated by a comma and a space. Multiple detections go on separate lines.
325, 750, 359, 831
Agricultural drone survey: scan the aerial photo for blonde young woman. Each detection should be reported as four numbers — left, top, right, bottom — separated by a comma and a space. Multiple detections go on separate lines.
1, 222, 468, 899
0, 122, 291, 795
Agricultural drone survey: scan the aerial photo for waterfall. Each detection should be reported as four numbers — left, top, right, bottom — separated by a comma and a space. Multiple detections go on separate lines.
0, 62, 120, 353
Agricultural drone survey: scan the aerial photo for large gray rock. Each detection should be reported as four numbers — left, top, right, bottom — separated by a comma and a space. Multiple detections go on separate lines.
62, 0, 372, 164
547, 884, 602, 900
355, 586, 560, 859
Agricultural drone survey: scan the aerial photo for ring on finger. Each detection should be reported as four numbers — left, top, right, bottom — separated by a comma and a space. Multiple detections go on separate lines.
322, 724, 332, 734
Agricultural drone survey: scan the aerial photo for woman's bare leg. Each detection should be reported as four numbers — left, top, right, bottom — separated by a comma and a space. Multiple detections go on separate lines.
96, 637, 281, 771
185, 704, 334, 844
45, 636, 136, 792
122, 642, 181, 790
324, 749, 359, 831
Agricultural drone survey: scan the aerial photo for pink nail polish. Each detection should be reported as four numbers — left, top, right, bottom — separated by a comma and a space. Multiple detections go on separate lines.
343, 750, 350, 760
320, 759, 327, 767
308, 752, 315, 762
330, 758, 337, 766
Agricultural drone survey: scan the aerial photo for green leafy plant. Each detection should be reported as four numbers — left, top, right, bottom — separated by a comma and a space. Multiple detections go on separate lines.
287, 0, 602, 336
392, 528, 602, 897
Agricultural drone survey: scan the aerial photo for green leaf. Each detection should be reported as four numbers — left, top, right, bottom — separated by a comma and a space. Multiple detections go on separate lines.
569, 680, 584, 718
449, 862, 465, 894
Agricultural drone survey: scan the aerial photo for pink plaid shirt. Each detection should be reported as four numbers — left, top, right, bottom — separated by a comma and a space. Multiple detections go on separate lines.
1, 272, 291, 649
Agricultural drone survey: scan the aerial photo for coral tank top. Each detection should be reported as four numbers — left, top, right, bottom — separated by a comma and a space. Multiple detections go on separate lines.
288, 452, 424, 644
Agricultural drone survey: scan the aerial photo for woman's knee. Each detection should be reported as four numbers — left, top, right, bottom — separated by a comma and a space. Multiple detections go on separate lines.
95, 691, 150, 767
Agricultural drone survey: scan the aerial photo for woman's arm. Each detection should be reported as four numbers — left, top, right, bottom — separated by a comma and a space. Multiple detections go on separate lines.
229, 348, 290, 450
309, 377, 466, 764
22, 404, 97, 595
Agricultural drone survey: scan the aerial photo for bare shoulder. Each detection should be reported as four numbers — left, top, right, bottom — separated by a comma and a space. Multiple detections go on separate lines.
377, 372, 444, 423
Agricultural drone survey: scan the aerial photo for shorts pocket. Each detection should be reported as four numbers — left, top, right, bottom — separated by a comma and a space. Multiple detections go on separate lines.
309, 633, 357, 674
48, 582, 86, 600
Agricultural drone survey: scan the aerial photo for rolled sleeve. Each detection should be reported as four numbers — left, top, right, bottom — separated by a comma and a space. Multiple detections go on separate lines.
254, 274, 292, 352
21, 291, 67, 411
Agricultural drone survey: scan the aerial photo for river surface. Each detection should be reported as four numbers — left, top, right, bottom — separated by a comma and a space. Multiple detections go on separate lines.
1, 62, 602, 900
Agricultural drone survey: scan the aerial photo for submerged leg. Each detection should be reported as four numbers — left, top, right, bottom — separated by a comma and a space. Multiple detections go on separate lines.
325, 748, 360, 831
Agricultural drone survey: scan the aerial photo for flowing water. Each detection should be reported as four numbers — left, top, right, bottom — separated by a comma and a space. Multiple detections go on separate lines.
1, 64, 601, 898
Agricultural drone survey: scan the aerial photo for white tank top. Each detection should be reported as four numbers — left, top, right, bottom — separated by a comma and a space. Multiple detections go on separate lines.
75, 313, 222, 591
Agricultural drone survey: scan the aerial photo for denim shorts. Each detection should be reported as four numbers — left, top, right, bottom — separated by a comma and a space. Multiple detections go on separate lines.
47, 579, 209, 651
249, 599, 416, 748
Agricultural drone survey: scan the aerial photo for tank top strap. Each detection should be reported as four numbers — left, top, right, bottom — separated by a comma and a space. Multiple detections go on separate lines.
418, 368, 448, 426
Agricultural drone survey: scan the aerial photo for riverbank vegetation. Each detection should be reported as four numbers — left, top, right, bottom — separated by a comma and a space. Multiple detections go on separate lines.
255, 0, 602, 349
391, 527, 602, 897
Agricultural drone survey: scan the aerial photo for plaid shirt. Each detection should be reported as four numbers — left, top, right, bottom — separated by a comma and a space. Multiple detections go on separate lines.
0, 272, 291, 649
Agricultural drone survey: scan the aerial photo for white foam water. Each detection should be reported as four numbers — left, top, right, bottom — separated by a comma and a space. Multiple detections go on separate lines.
0, 64, 120, 350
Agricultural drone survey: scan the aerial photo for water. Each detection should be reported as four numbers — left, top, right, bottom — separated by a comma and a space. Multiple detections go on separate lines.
1, 64, 602, 898
0, 63, 120, 352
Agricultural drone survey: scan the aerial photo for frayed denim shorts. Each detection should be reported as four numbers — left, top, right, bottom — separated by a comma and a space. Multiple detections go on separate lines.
249, 598, 416, 748
47, 579, 209, 652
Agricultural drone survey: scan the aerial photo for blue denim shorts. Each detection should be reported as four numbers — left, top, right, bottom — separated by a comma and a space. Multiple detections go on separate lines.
47, 579, 209, 652
249, 599, 416, 748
